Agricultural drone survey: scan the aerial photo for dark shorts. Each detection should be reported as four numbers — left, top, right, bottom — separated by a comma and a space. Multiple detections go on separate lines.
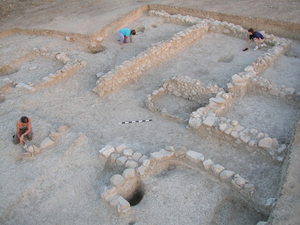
13, 129, 33, 144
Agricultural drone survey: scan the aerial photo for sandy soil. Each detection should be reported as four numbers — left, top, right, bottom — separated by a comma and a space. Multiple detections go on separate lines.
0, 1, 300, 225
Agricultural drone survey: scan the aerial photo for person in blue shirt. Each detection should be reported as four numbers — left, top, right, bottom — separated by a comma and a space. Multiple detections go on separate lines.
118, 28, 136, 45
243, 28, 266, 51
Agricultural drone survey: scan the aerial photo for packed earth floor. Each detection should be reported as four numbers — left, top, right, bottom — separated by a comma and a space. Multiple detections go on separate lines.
0, 1, 300, 225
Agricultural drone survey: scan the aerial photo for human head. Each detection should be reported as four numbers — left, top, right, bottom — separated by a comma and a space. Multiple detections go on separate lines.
248, 28, 254, 35
20, 116, 28, 123
131, 30, 136, 35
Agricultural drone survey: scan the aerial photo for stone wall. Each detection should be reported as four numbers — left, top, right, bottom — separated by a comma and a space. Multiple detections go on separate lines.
99, 144, 257, 215
1, 47, 86, 91
145, 76, 226, 123
93, 20, 210, 98
148, 4, 300, 40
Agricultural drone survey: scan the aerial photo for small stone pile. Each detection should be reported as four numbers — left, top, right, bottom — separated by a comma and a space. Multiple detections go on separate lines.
99, 144, 255, 215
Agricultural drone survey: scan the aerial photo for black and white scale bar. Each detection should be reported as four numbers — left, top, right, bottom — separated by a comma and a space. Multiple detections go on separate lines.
119, 119, 152, 124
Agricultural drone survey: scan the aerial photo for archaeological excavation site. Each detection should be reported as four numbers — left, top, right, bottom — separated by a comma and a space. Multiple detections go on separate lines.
0, 2, 299, 225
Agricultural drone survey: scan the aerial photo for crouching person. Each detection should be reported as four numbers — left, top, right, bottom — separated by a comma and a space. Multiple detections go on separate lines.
13, 116, 33, 147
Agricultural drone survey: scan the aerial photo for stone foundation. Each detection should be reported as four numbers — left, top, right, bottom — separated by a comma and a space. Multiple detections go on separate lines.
99, 144, 257, 215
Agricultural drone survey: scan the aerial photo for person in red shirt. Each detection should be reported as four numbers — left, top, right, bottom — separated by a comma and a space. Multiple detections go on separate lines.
13, 116, 33, 146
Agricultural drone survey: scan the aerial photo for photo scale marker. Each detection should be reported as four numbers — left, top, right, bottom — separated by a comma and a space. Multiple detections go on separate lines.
119, 119, 152, 124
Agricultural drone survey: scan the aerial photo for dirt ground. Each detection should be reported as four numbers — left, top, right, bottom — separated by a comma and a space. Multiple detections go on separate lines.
0, 0, 300, 225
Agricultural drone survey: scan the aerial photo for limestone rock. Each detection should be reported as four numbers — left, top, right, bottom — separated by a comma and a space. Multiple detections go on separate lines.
258, 137, 273, 150
150, 152, 163, 160
99, 145, 115, 158
123, 148, 133, 157
116, 156, 128, 166
203, 116, 218, 127
122, 168, 135, 179
116, 144, 127, 153
117, 196, 131, 214
203, 159, 213, 171
219, 170, 235, 181
159, 148, 175, 158
132, 152, 142, 161
276, 144, 287, 155
232, 174, 247, 188
110, 153, 120, 162
110, 174, 124, 187
136, 166, 146, 176
186, 150, 204, 164
188, 117, 202, 129
211, 164, 225, 176
125, 160, 139, 168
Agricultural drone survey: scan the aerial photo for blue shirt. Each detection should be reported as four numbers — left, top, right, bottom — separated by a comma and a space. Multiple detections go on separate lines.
119, 28, 131, 37
250, 31, 264, 40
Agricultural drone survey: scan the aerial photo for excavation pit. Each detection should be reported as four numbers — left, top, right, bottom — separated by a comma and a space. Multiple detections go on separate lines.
126, 186, 145, 206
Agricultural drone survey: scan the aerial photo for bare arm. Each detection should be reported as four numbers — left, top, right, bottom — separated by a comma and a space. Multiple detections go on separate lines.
245, 39, 252, 49
23, 118, 31, 136
16, 122, 21, 139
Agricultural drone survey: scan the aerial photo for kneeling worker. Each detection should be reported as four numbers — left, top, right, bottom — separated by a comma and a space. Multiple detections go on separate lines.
118, 28, 136, 45
13, 116, 33, 148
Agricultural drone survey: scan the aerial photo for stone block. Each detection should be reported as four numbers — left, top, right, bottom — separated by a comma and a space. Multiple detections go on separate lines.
123, 148, 133, 157
270, 89, 280, 96
203, 116, 218, 127
230, 131, 239, 139
210, 97, 225, 103
159, 149, 175, 158
142, 159, 150, 168
99, 144, 115, 158
186, 150, 204, 164
272, 138, 279, 149
138, 155, 148, 163
232, 74, 244, 83
219, 170, 235, 181
122, 168, 135, 179
125, 160, 139, 168
110, 153, 120, 162
211, 164, 225, 176
110, 174, 125, 187
132, 152, 142, 161
110, 195, 120, 207
117, 196, 131, 214
240, 135, 251, 144
276, 144, 287, 155
218, 123, 227, 132
203, 159, 213, 171
232, 174, 247, 188
136, 166, 146, 176
116, 156, 128, 166
116, 144, 127, 153
244, 183, 255, 193
258, 137, 273, 150
150, 152, 163, 160
188, 117, 202, 129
